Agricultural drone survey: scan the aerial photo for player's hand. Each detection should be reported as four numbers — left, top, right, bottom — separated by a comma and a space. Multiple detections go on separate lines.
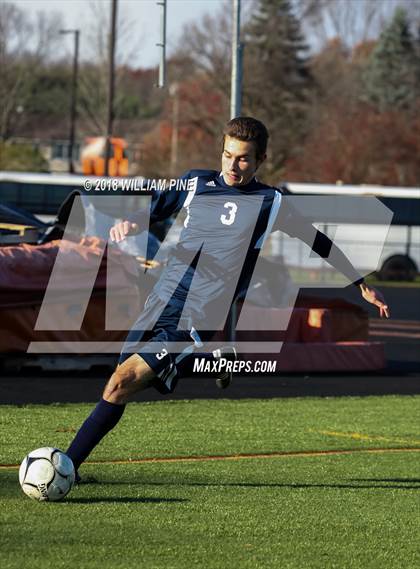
109, 220, 139, 243
359, 283, 390, 318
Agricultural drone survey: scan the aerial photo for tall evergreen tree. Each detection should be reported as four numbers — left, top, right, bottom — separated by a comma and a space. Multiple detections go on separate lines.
243, 0, 313, 180
363, 7, 420, 112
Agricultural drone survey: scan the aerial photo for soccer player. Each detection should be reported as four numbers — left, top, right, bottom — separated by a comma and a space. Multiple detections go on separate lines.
66, 117, 389, 478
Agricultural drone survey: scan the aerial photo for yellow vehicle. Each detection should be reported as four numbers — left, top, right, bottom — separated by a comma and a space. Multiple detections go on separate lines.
81, 137, 129, 177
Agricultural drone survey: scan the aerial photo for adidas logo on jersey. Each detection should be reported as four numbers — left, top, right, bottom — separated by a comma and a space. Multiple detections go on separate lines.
206, 180, 216, 186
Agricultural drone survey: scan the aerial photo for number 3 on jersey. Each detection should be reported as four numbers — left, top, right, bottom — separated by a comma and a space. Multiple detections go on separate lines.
220, 202, 238, 226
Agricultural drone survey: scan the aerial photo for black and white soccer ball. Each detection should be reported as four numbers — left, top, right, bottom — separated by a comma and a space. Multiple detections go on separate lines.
19, 447, 75, 502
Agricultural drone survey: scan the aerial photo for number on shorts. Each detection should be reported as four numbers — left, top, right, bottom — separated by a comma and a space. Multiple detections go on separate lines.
156, 348, 168, 361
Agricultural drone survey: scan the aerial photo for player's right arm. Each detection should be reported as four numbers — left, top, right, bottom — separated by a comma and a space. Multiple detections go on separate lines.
109, 171, 193, 243
110, 220, 140, 242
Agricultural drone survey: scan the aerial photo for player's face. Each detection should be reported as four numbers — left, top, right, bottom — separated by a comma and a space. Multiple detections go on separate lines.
222, 135, 266, 187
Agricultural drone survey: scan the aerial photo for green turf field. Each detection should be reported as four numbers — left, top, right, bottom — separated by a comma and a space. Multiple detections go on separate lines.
1, 396, 419, 569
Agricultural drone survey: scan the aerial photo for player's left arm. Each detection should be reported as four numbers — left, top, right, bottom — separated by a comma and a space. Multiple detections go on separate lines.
275, 197, 390, 318
357, 281, 389, 318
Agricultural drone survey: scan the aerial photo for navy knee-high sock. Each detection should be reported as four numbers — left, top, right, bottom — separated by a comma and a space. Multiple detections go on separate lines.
66, 398, 125, 470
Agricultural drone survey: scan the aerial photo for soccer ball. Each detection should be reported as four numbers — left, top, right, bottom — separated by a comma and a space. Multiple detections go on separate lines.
19, 447, 75, 502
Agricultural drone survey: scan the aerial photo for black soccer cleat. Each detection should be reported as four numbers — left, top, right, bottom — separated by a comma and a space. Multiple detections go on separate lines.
213, 346, 237, 389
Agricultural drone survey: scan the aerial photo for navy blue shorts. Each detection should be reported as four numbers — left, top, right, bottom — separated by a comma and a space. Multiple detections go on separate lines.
119, 292, 201, 394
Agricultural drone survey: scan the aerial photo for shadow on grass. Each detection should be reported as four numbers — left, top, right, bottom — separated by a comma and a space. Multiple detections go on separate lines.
98, 479, 420, 491
4, 471, 419, 499
350, 478, 420, 484
68, 496, 188, 504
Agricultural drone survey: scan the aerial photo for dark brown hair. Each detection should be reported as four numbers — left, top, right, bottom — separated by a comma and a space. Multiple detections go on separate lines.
223, 116, 269, 160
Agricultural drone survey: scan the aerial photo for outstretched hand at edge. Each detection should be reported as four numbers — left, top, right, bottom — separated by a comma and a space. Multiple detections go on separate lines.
359, 283, 390, 318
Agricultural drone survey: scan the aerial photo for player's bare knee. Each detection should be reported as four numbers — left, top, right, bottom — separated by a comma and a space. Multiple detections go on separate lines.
102, 376, 120, 404
105, 367, 135, 399
103, 358, 154, 403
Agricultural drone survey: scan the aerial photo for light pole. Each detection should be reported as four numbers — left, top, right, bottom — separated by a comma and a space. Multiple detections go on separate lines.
60, 29, 80, 174
230, 0, 242, 119
169, 82, 179, 177
105, 0, 118, 177
156, 0, 167, 88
